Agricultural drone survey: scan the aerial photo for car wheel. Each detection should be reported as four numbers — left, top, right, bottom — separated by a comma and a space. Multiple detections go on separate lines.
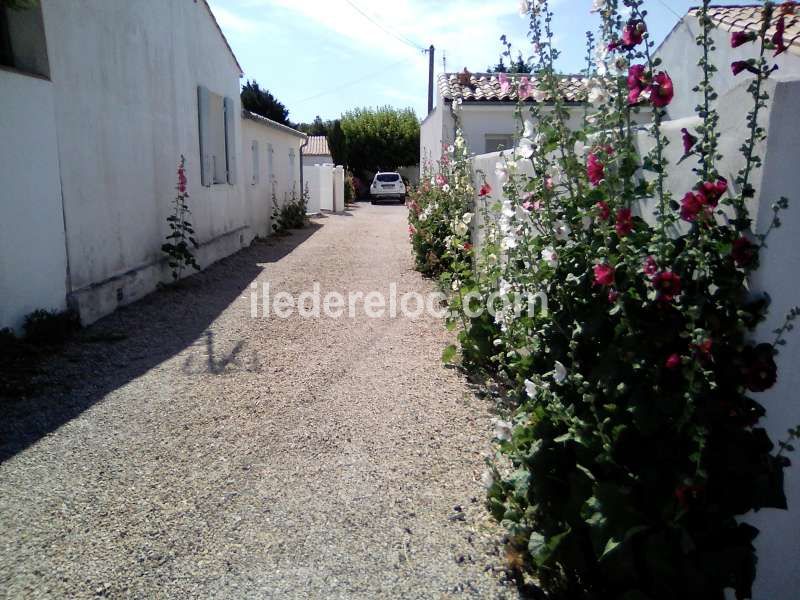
370, 199, 376, 205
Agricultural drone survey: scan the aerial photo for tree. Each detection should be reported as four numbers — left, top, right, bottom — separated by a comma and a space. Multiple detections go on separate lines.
326, 120, 348, 167
339, 106, 419, 177
487, 53, 533, 74
240, 80, 291, 126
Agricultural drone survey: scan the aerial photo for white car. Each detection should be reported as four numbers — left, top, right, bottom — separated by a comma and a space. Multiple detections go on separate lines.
370, 172, 406, 204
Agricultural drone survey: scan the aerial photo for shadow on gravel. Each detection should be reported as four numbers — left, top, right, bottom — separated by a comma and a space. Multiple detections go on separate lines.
0, 224, 321, 463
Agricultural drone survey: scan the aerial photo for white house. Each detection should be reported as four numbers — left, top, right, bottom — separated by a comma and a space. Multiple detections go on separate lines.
242, 110, 308, 238
301, 135, 334, 167
420, 72, 588, 169
0, 0, 306, 331
655, 5, 800, 120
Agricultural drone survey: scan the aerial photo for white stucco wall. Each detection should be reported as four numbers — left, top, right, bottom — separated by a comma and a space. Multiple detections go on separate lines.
0, 69, 68, 331
302, 154, 333, 168
656, 15, 800, 120
332, 166, 345, 213
38, 0, 248, 324
420, 101, 450, 174
242, 116, 305, 238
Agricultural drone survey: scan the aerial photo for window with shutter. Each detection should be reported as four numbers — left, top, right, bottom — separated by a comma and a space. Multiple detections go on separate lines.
251, 140, 259, 185
197, 88, 236, 186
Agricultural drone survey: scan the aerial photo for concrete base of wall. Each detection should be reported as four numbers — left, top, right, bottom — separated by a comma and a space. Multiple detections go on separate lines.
69, 225, 254, 325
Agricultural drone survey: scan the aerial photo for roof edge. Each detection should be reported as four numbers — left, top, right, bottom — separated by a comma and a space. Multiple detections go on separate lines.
201, 0, 244, 76
241, 110, 307, 139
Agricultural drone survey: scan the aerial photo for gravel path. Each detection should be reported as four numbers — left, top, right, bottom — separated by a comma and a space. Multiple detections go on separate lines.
0, 203, 517, 599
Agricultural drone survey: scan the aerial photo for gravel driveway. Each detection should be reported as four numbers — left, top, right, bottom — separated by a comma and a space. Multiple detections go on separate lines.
0, 203, 516, 599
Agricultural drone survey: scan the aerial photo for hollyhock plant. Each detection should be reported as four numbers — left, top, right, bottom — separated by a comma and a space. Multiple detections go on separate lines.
773, 15, 788, 56
424, 2, 800, 599
731, 30, 756, 48
479, 183, 492, 197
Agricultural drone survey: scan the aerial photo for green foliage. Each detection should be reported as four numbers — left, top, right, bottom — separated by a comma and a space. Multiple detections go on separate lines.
416, 1, 800, 598
344, 171, 355, 204
22, 309, 80, 346
272, 183, 308, 234
161, 155, 200, 282
2, 0, 38, 9
241, 80, 291, 126
340, 106, 419, 177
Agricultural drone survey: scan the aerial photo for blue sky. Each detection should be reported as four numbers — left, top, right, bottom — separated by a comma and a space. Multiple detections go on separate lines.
207, 0, 747, 124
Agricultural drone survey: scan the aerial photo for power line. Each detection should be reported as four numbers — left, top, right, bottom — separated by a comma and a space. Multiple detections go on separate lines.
654, 0, 683, 20
342, 0, 426, 52
293, 55, 419, 105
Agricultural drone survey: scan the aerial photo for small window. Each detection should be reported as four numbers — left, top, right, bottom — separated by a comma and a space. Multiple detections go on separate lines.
0, 3, 50, 78
485, 134, 514, 154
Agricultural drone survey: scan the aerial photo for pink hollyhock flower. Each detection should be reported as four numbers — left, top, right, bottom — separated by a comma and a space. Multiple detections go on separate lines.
732, 236, 758, 268
499, 72, 511, 95
436, 174, 448, 187
653, 270, 682, 303
621, 20, 646, 49
774, 15, 788, 56
681, 128, 698, 155
731, 30, 756, 48
615, 208, 633, 237
587, 152, 606, 186
408, 224, 416, 235
680, 192, 705, 222
626, 64, 647, 104
593, 263, 615, 287
518, 76, 532, 100
665, 353, 681, 369
643, 255, 659, 278
479, 183, 492, 197
595, 200, 611, 221
650, 72, 674, 107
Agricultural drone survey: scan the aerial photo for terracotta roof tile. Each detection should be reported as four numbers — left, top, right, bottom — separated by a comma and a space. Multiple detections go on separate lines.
305, 135, 331, 157
438, 72, 587, 104
689, 4, 800, 56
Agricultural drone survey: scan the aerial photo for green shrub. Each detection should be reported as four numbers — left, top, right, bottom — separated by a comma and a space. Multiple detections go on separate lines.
22, 309, 80, 346
272, 183, 308, 233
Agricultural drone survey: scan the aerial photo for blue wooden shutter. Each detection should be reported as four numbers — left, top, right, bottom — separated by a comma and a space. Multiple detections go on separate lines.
197, 85, 211, 187
224, 96, 237, 185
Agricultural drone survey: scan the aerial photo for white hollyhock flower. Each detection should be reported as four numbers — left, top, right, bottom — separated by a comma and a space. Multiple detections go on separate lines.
492, 418, 514, 441
533, 87, 548, 103
554, 221, 571, 241
518, 0, 530, 16
442, 184, 451, 193
502, 234, 518, 250
588, 84, 607, 105
454, 220, 469, 236
541, 247, 558, 268
524, 379, 537, 399
487, 253, 498, 266
590, 0, 606, 12
553, 361, 567, 383
495, 162, 508, 184
462, 212, 474, 224
502, 200, 515, 218
522, 114, 536, 139
517, 137, 535, 159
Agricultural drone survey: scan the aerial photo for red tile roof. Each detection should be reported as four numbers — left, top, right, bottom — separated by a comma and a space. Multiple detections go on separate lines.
689, 4, 800, 56
305, 136, 331, 157
438, 72, 587, 104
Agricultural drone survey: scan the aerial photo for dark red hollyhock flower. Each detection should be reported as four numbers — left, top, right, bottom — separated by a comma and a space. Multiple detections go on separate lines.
463, 242, 473, 251
732, 60, 759, 76
587, 152, 606, 186
731, 30, 756, 48
780, 1, 799, 16
695, 338, 714, 365
675, 484, 705, 510
741, 343, 778, 392
615, 208, 633, 237
608, 289, 620, 303
593, 263, 615, 287
653, 270, 682, 303
621, 20, 646, 49
681, 128, 698, 155
627, 64, 647, 104
479, 183, 492, 197
595, 200, 611, 221
680, 191, 705, 222
643, 255, 659, 278
699, 177, 728, 207
774, 15, 788, 56
650, 72, 674, 108
732, 236, 758, 268
665, 353, 682, 369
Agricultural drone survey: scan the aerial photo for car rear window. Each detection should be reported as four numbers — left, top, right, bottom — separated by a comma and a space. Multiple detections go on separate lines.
376, 174, 401, 182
